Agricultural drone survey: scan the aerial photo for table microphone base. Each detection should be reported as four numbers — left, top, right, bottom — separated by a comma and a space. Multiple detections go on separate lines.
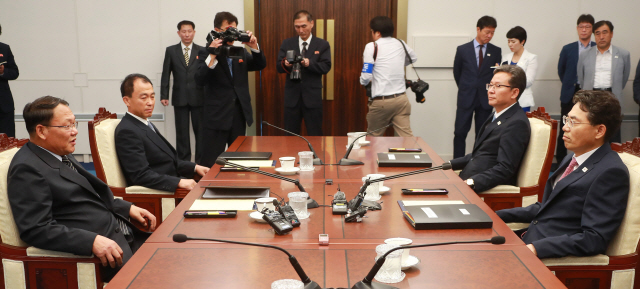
304, 281, 322, 289
351, 281, 399, 289
313, 158, 323, 166
339, 158, 364, 166
307, 197, 319, 209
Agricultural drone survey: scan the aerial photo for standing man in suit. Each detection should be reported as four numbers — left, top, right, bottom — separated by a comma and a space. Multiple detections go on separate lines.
453, 16, 502, 158
116, 74, 209, 192
8, 96, 156, 281
634, 59, 640, 136
449, 65, 531, 193
556, 14, 595, 168
578, 20, 630, 143
196, 12, 266, 167
497, 91, 628, 258
0, 24, 19, 137
161, 20, 205, 163
277, 10, 331, 136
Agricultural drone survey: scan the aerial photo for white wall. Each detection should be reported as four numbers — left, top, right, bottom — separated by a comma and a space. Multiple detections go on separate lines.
2, 0, 639, 160
407, 0, 640, 160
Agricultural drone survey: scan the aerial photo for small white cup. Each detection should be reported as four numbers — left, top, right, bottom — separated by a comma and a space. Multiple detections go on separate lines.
347, 132, 362, 149
384, 237, 413, 265
255, 197, 277, 212
363, 174, 385, 201
279, 157, 296, 170
355, 132, 368, 144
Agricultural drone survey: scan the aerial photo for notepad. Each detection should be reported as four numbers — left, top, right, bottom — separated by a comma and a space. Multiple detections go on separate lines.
189, 199, 255, 211
225, 160, 276, 167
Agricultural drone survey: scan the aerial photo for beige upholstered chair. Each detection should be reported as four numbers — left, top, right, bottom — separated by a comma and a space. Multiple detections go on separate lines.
0, 134, 103, 289
538, 138, 640, 289
88, 108, 187, 224
478, 107, 558, 212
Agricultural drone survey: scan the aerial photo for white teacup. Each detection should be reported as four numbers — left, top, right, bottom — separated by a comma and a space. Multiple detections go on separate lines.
355, 132, 368, 144
384, 237, 413, 265
255, 197, 277, 212
279, 157, 296, 170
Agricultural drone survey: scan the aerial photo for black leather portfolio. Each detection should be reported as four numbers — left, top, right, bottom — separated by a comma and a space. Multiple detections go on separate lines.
377, 153, 432, 167
218, 152, 272, 160
201, 186, 270, 199
401, 203, 493, 230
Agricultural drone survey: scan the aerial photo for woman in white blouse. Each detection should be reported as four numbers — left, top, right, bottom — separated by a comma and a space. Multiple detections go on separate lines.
501, 26, 538, 112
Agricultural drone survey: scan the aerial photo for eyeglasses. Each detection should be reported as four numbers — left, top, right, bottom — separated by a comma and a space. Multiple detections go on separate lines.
578, 25, 592, 30
562, 116, 587, 128
45, 121, 78, 131
486, 83, 512, 90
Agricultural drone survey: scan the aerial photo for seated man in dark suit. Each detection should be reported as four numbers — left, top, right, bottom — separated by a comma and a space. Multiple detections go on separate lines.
115, 73, 209, 192
8, 96, 156, 281
449, 65, 531, 193
497, 91, 629, 258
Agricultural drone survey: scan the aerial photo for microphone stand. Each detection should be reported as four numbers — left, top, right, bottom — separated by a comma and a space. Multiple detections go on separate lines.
262, 121, 323, 165
173, 234, 322, 289
352, 236, 506, 289
217, 158, 319, 208
339, 124, 392, 166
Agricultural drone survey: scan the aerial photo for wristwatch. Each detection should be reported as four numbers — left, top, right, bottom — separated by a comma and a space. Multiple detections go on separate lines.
466, 179, 475, 189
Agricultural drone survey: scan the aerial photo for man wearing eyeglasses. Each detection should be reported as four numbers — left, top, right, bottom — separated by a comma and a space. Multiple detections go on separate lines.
449, 65, 530, 193
556, 14, 595, 168
497, 90, 629, 258
8, 96, 156, 281
577, 20, 630, 143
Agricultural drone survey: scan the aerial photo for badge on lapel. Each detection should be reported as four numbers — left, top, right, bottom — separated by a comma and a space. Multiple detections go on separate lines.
497, 121, 501, 125
196, 55, 199, 59
487, 54, 491, 57
615, 55, 619, 59
0, 54, 3, 57
239, 59, 244, 63
582, 167, 588, 172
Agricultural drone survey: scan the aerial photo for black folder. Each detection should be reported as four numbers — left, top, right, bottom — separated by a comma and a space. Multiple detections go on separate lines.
402, 204, 493, 230
201, 186, 270, 199
218, 152, 272, 160
377, 153, 432, 167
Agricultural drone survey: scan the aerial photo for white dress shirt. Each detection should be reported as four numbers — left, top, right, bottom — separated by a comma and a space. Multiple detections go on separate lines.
205, 44, 261, 69
359, 37, 417, 97
299, 34, 313, 56
594, 45, 613, 89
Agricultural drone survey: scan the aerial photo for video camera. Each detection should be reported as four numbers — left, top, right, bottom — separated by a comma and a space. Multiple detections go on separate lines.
406, 79, 429, 103
206, 26, 251, 59
285, 50, 303, 81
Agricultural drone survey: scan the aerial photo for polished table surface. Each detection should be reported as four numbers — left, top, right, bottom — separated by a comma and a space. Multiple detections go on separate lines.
109, 136, 565, 288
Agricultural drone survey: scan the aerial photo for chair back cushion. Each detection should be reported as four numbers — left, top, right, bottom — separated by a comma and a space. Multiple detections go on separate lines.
517, 117, 551, 187
606, 152, 640, 256
94, 119, 127, 187
0, 147, 28, 247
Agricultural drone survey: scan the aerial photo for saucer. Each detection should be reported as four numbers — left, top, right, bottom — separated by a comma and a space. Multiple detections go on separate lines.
346, 144, 362, 149
360, 140, 371, 146
401, 255, 420, 270
379, 186, 391, 194
275, 167, 300, 175
249, 211, 267, 223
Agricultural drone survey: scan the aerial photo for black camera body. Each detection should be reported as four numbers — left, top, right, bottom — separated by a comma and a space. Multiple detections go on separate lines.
406, 79, 429, 103
286, 50, 303, 81
261, 208, 294, 235
206, 27, 251, 59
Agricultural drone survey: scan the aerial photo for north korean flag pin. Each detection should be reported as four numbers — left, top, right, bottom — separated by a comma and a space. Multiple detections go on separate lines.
315, 51, 319, 54
239, 59, 244, 63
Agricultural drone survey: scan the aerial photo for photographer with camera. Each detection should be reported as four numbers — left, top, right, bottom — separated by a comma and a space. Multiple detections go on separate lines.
277, 10, 331, 136
360, 16, 419, 137
195, 11, 266, 167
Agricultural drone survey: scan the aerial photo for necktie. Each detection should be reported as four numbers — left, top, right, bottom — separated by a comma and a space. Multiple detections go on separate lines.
227, 58, 233, 77
148, 121, 156, 133
301, 42, 308, 57
492, 114, 497, 122
61, 155, 77, 172
478, 45, 484, 69
558, 157, 579, 182
184, 47, 190, 66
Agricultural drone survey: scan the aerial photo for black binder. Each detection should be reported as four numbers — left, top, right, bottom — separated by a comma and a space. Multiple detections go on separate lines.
402, 203, 493, 230
377, 153, 432, 167
201, 186, 270, 199
218, 152, 272, 160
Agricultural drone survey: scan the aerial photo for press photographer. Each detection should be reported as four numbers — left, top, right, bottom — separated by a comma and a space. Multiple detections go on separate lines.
195, 11, 266, 168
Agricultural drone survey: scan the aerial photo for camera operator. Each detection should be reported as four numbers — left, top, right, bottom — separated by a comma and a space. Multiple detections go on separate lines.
277, 10, 331, 136
360, 16, 417, 137
195, 11, 266, 167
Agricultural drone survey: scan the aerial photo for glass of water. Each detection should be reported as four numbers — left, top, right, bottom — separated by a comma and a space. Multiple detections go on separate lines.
298, 151, 314, 171
271, 279, 303, 289
374, 244, 405, 284
288, 192, 309, 219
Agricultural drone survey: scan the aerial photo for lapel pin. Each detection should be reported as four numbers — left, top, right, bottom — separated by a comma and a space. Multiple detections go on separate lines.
239, 59, 244, 63
196, 56, 199, 59
497, 121, 501, 125
582, 167, 588, 172
315, 51, 319, 54
0, 54, 3, 57
615, 55, 619, 58
487, 53, 491, 56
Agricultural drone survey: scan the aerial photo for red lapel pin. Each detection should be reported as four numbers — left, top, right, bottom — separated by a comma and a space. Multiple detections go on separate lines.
239, 59, 244, 63
314, 51, 319, 54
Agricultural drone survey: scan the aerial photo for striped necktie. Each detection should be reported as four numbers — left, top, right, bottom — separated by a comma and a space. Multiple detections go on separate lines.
61, 155, 77, 172
184, 47, 190, 66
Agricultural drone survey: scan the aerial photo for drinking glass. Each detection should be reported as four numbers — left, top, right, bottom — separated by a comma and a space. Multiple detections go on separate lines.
288, 192, 309, 219
298, 151, 314, 171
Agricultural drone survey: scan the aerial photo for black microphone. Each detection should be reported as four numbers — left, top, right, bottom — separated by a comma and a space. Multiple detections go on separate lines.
349, 163, 452, 211
262, 121, 324, 165
339, 124, 392, 166
216, 158, 319, 208
352, 236, 506, 289
173, 234, 322, 289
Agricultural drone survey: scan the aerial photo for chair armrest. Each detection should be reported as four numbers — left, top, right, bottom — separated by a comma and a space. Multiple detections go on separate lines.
27, 247, 93, 258
453, 170, 461, 175
506, 223, 530, 231
478, 185, 521, 195
125, 186, 175, 195
542, 254, 610, 266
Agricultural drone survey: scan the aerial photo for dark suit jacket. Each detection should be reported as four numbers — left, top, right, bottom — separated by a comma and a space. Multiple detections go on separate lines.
0, 42, 19, 113
497, 145, 629, 258
195, 48, 266, 131
633, 58, 640, 104
160, 43, 205, 107
450, 103, 531, 192
453, 41, 501, 110
115, 113, 196, 191
557, 41, 595, 104
7, 142, 145, 257
276, 36, 331, 108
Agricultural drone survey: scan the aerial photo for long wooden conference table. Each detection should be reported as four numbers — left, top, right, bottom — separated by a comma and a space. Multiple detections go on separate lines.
106, 136, 566, 288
